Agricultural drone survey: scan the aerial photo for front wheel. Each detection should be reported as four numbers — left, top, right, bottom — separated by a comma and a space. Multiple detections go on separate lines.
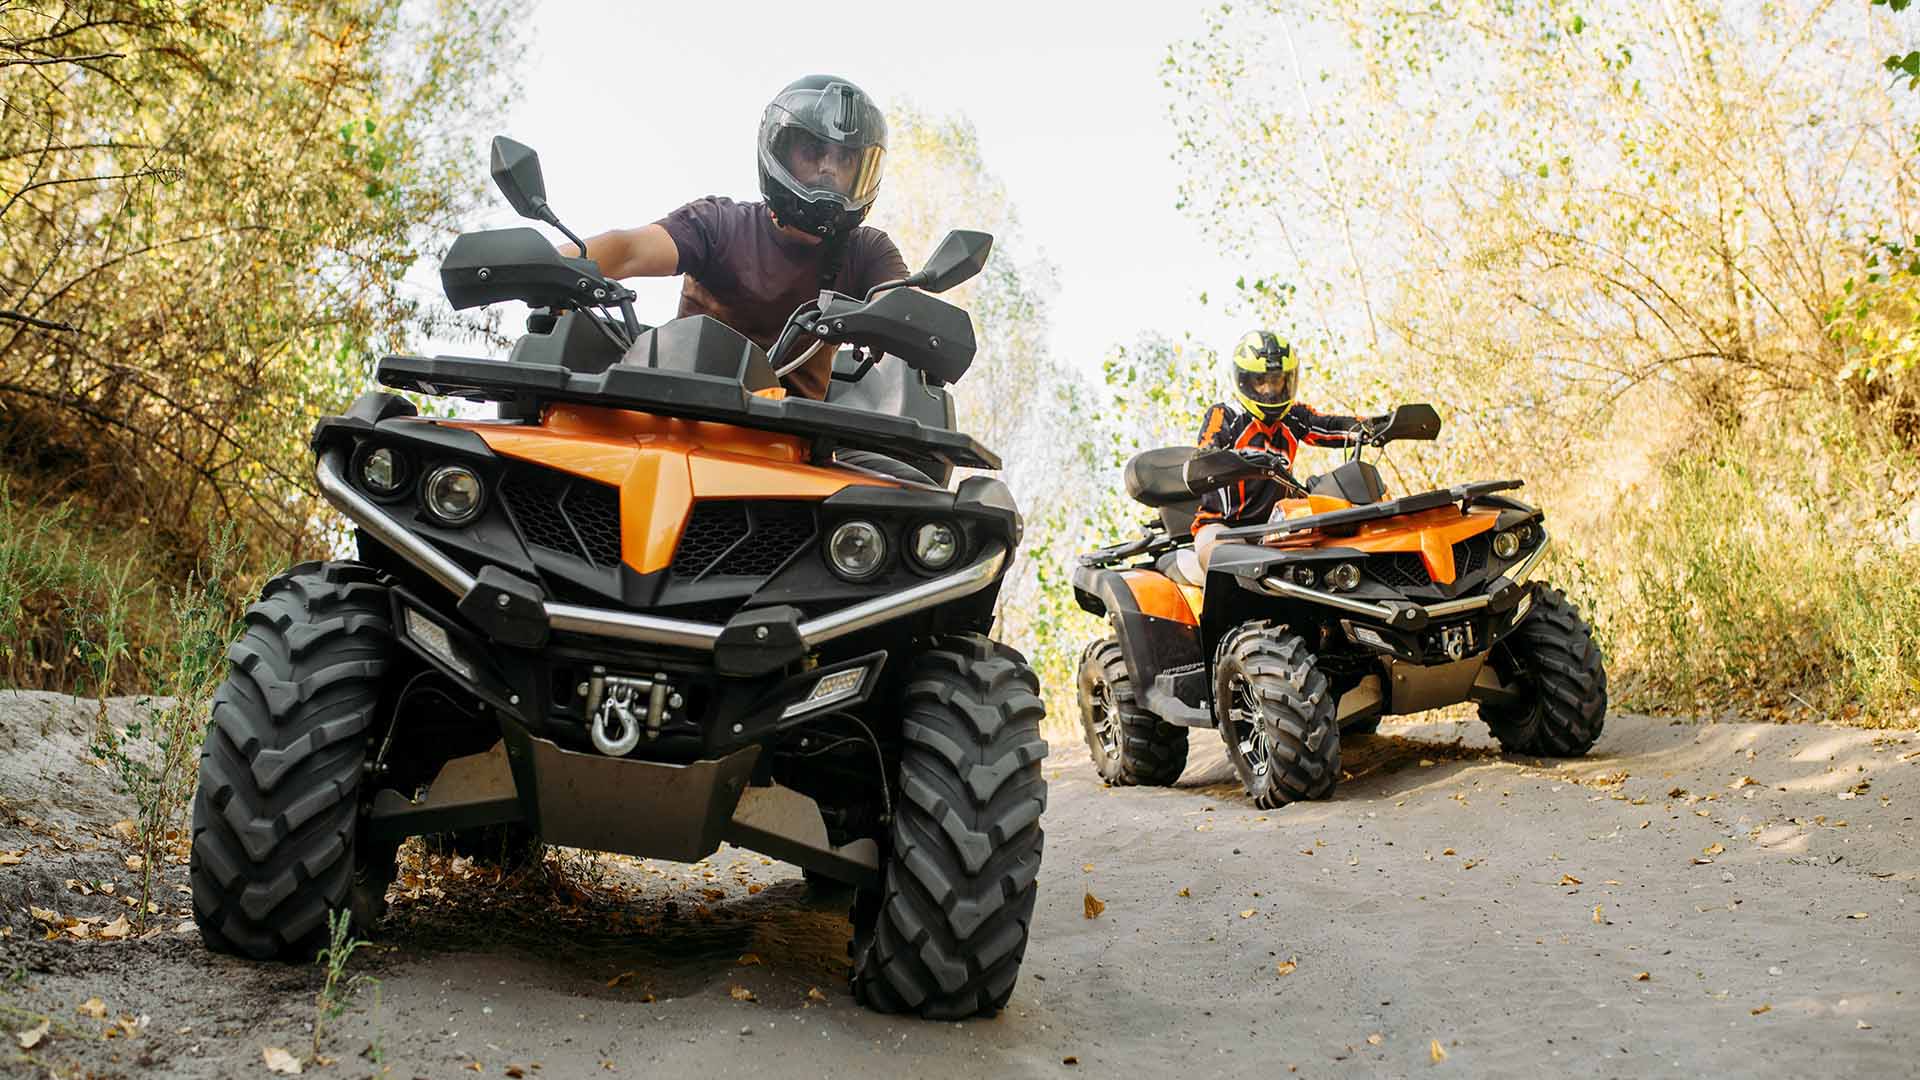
1077, 639, 1188, 786
1480, 586, 1607, 756
1215, 624, 1339, 809
190, 561, 395, 959
851, 637, 1048, 1019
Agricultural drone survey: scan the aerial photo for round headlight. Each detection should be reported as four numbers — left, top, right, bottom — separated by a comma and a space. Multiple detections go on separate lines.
423, 465, 484, 525
1293, 565, 1317, 588
910, 521, 960, 571
827, 519, 887, 579
1326, 562, 1360, 591
1492, 529, 1521, 559
361, 447, 405, 496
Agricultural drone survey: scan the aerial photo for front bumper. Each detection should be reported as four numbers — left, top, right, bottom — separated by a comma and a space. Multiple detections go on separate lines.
316, 448, 1007, 672
1252, 536, 1552, 631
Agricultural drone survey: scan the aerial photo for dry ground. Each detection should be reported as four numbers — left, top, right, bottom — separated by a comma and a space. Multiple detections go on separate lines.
1, 691, 1915, 1078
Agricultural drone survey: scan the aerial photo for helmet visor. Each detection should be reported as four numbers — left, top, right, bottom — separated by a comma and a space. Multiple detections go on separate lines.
1238, 366, 1298, 407
759, 82, 887, 210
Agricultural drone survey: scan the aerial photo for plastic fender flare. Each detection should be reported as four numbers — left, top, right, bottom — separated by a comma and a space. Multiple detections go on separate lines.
1075, 566, 1204, 700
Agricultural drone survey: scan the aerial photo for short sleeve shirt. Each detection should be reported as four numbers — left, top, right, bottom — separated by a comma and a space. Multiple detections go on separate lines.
656, 197, 909, 399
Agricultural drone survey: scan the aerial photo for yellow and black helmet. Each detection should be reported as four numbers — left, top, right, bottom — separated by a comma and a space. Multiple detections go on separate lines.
1230, 330, 1299, 421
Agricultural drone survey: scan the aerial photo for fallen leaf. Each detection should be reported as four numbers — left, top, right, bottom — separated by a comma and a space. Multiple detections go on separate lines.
463, 1064, 482, 1073
1430, 1039, 1448, 1063
1847, 912, 1870, 920
605, 972, 636, 988
1667, 787, 1687, 798
1442, 848, 1456, 856
1558, 874, 1583, 886
507, 1068, 527, 1079
1063, 1057, 1080, 1066
736, 953, 763, 966
1418, 759, 1436, 767
109, 820, 137, 842
728, 985, 757, 1002
262, 1046, 303, 1074
1462, 859, 1480, 870
1083, 892, 1105, 919
1177, 887, 1191, 898
1703, 843, 1725, 856
1634, 972, 1650, 981
1751, 1004, 1771, 1016
1082, 863, 1094, 872
807, 987, 828, 1004
98, 915, 131, 940
1857, 1020, 1873, 1030
1275, 958, 1297, 976
1366, 1033, 1383, 1046
0, 851, 23, 867
16, 1019, 49, 1049
76, 997, 106, 1019
701, 888, 726, 901
1592, 904, 1606, 925
746, 883, 763, 895
28, 906, 58, 925
1730, 776, 1756, 790
1240, 909, 1257, 919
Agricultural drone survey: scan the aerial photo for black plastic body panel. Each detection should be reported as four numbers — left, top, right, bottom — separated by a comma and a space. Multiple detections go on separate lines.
1072, 565, 1209, 726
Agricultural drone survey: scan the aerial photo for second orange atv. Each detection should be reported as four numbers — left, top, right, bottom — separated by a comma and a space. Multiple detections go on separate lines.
1071, 405, 1606, 807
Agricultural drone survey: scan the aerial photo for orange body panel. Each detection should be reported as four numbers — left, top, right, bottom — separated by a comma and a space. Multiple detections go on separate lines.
435, 404, 897, 574
1118, 570, 1198, 626
1269, 499, 1499, 585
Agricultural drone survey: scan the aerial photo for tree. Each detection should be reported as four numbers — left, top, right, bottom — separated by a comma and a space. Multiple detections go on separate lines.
0, 0, 514, 562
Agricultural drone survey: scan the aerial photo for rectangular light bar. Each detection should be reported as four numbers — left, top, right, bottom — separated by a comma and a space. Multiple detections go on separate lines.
781, 665, 869, 719
404, 606, 475, 680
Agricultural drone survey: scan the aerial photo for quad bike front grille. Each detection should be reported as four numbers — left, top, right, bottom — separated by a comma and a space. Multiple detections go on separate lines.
1368, 534, 1494, 590
501, 466, 624, 568
671, 500, 818, 581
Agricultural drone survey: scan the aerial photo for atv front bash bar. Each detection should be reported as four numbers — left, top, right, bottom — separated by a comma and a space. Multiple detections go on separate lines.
315, 449, 1007, 661
1254, 534, 1552, 628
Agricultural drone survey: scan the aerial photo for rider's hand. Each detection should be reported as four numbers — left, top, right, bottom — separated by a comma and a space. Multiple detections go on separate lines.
1234, 448, 1291, 474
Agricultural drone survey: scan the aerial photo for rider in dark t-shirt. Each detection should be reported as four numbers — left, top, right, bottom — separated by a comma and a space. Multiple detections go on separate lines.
566, 75, 908, 400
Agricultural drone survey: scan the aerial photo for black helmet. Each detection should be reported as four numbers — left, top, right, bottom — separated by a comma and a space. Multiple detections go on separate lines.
757, 75, 888, 238
1230, 330, 1300, 421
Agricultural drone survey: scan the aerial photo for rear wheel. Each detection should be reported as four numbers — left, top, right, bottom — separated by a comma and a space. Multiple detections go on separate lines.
1215, 624, 1339, 809
1480, 586, 1607, 756
190, 561, 395, 959
851, 636, 1047, 1019
1077, 639, 1188, 786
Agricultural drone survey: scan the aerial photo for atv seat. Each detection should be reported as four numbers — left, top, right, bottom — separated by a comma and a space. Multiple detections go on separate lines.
1154, 547, 1205, 590
1159, 499, 1200, 539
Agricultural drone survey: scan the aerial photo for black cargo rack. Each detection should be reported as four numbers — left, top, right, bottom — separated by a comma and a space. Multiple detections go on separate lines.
376, 353, 1001, 471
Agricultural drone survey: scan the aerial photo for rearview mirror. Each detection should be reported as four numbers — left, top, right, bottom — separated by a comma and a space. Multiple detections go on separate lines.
490, 136, 551, 222
911, 230, 993, 293
1377, 403, 1441, 443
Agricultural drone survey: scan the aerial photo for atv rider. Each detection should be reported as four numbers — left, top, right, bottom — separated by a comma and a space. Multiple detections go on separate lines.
1193, 331, 1386, 566
563, 75, 908, 401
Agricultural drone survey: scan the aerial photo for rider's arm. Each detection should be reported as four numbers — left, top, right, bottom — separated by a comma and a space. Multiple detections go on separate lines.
561, 224, 680, 279
1290, 403, 1382, 447
1191, 404, 1237, 529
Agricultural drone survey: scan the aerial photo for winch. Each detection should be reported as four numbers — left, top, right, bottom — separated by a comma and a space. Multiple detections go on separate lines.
582, 667, 679, 756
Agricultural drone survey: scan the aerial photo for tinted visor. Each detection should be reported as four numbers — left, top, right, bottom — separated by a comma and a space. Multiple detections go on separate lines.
1238, 366, 1298, 406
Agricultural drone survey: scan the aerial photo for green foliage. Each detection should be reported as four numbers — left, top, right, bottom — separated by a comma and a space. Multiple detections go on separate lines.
0, 0, 514, 570
313, 908, 375, 1061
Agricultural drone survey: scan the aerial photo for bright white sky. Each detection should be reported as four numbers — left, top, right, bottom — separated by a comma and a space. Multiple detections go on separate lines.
451, 0, 1244, 373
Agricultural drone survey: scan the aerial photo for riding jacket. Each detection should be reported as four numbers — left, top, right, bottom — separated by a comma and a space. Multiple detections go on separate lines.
1192, 402, 1370, 527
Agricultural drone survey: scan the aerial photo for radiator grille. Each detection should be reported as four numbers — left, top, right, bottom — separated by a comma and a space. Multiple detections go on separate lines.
671, 501, 817, 581
501, 467, 623, 568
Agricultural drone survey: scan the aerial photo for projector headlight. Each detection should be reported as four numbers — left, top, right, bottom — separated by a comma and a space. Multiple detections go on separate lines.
422, 464, 484, 526
827, 519, 887, 580
1326, 562, 1361, 592
359, 446, 408, 497
1492, 529, 1522, 559
909, 521, 960, 571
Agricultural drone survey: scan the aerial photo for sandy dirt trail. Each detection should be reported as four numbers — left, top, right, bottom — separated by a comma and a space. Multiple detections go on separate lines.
1, 692, 1916, 1078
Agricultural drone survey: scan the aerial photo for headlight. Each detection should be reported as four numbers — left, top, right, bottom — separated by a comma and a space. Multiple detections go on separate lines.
423, 464, 484, 525
910, 521, 960, 571
1326, 562, 1360, 591
827, 519, 887, 579
1291, 564, 1316, 588
360, 446, 407, 496
1492, 529, 1522, 559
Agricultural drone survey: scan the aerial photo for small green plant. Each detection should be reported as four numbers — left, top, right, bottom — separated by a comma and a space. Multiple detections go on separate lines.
313, 907, 374, 1062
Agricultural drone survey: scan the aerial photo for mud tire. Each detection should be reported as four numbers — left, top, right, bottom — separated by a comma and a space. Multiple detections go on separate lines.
1215, 625, 1339, 809
851, 636, 1048, 1019
190, 561, 394, 960
1076, 639, 1188, 786
1480, 586, 1607, 757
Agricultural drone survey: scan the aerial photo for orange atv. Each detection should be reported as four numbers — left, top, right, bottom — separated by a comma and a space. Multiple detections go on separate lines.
188, 138, 1046, 1019
1071, 405, 1605, 807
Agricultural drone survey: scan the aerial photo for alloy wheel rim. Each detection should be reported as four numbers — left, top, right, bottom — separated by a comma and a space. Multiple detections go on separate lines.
1089, 680, 1121, 761
1227, 673, 1272, 779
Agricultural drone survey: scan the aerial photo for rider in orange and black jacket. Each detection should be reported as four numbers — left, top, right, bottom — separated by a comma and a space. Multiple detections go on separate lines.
1193, 332, 1385, 558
